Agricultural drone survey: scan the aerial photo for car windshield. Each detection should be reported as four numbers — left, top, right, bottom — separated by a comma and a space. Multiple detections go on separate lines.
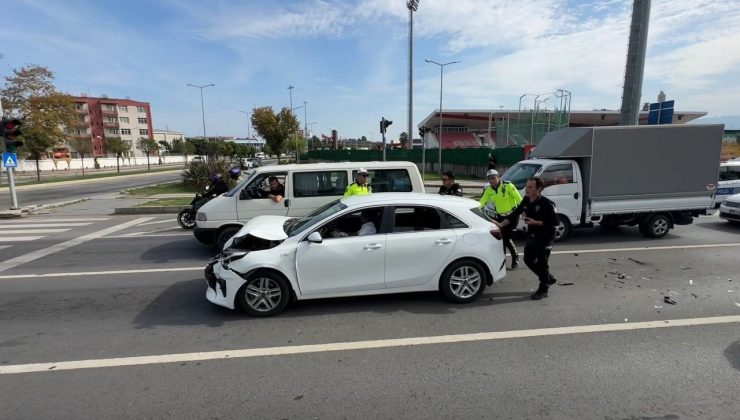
501, 163, 542, 190
285, 200, 347, 237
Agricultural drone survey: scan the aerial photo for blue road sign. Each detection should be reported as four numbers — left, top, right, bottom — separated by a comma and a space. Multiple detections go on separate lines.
647, 100, 676, 125
2, 152, 18, 168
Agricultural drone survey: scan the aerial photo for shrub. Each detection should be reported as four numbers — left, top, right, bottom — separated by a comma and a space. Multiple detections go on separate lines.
181, 159, 235, 191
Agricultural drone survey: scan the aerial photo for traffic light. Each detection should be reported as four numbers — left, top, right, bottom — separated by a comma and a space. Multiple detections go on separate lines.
1, 118, 23, 153
418, 126, 428, 138
380, 117, 393, 134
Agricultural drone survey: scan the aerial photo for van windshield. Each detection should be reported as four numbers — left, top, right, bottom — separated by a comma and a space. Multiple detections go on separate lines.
500, 163, 542, 190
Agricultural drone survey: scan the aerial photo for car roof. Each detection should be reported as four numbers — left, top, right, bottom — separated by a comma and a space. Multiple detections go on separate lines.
251, 161, 417, 172
341, 192, 477, 207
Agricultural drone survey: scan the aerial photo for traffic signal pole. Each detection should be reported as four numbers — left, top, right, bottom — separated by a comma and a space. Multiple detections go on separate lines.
0, 102, 20, 210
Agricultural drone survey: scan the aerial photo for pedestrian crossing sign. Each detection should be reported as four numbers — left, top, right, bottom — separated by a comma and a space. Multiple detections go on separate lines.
2, 152, 18, 168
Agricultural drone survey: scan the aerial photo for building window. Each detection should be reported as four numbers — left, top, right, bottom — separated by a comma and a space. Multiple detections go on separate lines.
138, 117, 147, 124
75, 103, 84, 110
137, 106, 146, 113
107, 117, 117, 124
121, 129, 132, 135
104, 104, 116, 112
78, 115, 86, 122
119, 105, 128, 112
119, 117, 129, 124
107, 128, 120, 135
139, 129, 148, 136
75, 128, 87, 135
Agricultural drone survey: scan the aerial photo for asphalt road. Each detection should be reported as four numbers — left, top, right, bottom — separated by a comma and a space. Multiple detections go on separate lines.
0, 170, 183, 208
0, 211, 738, 418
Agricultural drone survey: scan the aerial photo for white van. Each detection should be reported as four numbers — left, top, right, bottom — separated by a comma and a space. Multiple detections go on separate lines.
194, 161, 425, 248
715, 160, 740, 207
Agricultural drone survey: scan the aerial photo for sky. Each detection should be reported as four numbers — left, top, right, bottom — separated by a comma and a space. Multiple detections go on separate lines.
2, 0, 740, 140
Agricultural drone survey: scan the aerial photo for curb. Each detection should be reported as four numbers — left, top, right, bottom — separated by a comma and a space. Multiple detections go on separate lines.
0, 198, 91, 218
114, 206, 189, 215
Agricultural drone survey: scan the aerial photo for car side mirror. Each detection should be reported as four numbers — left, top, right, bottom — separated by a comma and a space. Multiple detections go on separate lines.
307, 232, 323, 244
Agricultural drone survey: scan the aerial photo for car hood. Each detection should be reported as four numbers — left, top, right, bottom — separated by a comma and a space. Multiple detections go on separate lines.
232, 215, 292, 241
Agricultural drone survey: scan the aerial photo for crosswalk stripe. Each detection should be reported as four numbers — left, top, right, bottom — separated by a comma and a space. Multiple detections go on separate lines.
0, 237, 44, 242
0, 218, 108, 223
0, 229, 70, 234
0, 245, 10, 250
0, 223, 90, 228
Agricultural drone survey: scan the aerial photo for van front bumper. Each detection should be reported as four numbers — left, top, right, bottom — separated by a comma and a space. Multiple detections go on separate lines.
193, 227, 217, 244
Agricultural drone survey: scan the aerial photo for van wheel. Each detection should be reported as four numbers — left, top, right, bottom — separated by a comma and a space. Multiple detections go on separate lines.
646, 214, 671, 239
439, 259, 486, 303
217, 227, 241, 250
554, 215, 571, 242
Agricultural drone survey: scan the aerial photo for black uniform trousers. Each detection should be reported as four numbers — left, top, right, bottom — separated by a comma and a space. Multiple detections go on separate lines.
523, 236, 554, 293
494, 215, 518, 262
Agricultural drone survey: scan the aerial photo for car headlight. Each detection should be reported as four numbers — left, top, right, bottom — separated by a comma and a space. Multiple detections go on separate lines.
196, 212, 207, 221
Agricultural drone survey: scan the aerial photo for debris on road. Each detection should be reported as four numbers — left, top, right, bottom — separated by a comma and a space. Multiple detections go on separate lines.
680, 266, 691, 270
617, 273, 627, 280
559, 282, 574, 286
663, 296, 677, 305
628, 257, 646, 265
691, 293, 698, 298
735, 303, 740, 308
689, 279, 694, 285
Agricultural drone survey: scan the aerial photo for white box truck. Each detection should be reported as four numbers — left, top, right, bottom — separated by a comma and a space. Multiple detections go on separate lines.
500, 124, 723, 241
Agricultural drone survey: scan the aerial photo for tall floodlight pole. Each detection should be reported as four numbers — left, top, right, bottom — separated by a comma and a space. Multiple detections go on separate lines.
407, 0, 420, 151
187, 83, 214, 140
426, 59, 460, 174
619, 0, 651, 125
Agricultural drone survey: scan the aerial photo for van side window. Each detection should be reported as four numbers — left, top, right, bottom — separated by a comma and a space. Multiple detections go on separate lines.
240, 173, 286, 199
352, 169, 412, 192
293, 171, 348, 197
541, 164, 574, 187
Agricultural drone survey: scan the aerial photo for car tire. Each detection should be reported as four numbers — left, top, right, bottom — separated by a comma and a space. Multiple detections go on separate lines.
237, 271, 290, 317
439, 259, 486, 304
217, 227, 241, 250
646, 213, 671, 239
554, 215, 571, 242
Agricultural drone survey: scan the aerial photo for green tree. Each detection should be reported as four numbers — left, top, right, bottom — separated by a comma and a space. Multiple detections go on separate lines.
138, 137, 159, 171
182, 141, 196, 162
106, 137, 131, 174
1, 65, 75, 181
68, 137, 93, 176
251, 106, 299, 157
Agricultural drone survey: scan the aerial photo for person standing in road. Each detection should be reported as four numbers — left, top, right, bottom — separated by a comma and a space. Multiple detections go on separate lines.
344, 168, 372, 197
480, 169, 522, 269
494, 176, 558, 300
439, 170, 463, 196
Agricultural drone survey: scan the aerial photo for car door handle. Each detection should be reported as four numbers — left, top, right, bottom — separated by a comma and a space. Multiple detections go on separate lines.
363, 243, 383, 250
435, 238, 453, 245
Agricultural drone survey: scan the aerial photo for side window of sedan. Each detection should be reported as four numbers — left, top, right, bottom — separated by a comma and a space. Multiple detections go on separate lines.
318, 207, 384, 239
392, 206, 442, 232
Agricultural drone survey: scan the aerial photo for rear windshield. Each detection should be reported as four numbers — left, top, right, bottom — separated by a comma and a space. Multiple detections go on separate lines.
470, 207, 494, 222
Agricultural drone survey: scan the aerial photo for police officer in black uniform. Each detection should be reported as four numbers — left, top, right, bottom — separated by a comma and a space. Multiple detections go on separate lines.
438, 170, 463, 196
494, 176, 559, 300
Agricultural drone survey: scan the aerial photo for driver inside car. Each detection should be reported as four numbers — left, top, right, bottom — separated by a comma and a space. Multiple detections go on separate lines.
260, 176, 285, 203
330, 209, 378, 238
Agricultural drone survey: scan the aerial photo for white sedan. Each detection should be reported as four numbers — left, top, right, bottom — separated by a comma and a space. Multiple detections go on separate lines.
718, 193, 740, 224
205, 193, 507, 316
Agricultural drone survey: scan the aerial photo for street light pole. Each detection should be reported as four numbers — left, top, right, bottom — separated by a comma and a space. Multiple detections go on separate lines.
425, 59, 460, 175
238, 110, 251, 138
187, 83, 214, 141
291, 104, 304, 163
407, 0, 420, 151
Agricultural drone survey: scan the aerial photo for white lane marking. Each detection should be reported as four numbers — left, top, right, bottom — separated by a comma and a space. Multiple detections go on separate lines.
0, 237, 44, 242
0, 218, 108, 223
552, 242, 740, 255
0, 217, 154, 273
103, 233, 192, 239
0, 229, 69, 234
1, 315, 738, 375
0, 245, 12, 250
0, 223, 90, 228
137, 219, 179, 227
0, 267, 202, 279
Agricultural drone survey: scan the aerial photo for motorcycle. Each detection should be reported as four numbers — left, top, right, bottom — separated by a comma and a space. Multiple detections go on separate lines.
177, 192, 211, 229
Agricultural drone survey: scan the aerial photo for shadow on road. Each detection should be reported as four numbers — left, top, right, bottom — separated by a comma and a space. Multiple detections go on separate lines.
724, 340, 740, 371
693, 219, 740, 234
132, 279, 533, 327
139, 239, 216, 263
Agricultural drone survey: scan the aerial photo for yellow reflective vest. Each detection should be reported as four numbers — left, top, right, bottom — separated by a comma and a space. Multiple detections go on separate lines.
479, 181, 522, 216
344, 182, 371, 197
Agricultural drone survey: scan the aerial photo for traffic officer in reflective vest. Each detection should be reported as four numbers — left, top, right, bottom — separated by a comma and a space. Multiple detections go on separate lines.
480, 169, 523, 269
344, 168, 372, 197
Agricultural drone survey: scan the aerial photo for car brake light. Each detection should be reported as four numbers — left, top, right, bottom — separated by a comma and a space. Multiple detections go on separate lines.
490, 227, 502, 240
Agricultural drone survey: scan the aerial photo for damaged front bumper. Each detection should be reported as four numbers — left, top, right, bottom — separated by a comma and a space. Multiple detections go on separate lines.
204, 256, 246, 310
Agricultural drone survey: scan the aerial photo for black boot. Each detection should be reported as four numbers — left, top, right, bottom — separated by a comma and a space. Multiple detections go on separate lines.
531, 284, 549, 300
510, 257, 519, 270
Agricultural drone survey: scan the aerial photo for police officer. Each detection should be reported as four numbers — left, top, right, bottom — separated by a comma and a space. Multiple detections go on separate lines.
344, 168, 372, 197
439, 170, 463, 196
479, 169, 522, 269
495, 176, 558, 300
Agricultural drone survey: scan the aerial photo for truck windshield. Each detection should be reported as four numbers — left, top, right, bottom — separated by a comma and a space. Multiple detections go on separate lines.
500, 163, 542, 190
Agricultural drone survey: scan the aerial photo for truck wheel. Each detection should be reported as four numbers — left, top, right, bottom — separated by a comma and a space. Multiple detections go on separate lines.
646, 214, 671, 239
554, 215, 571, 242
217, 227, 241, 250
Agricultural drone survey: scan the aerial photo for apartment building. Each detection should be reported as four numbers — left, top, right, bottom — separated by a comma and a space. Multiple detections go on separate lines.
69, 95, 154, 158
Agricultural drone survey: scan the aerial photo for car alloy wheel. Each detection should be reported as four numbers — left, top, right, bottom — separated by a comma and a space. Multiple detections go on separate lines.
238, 272, 290, 317
440, 259, 486, 303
